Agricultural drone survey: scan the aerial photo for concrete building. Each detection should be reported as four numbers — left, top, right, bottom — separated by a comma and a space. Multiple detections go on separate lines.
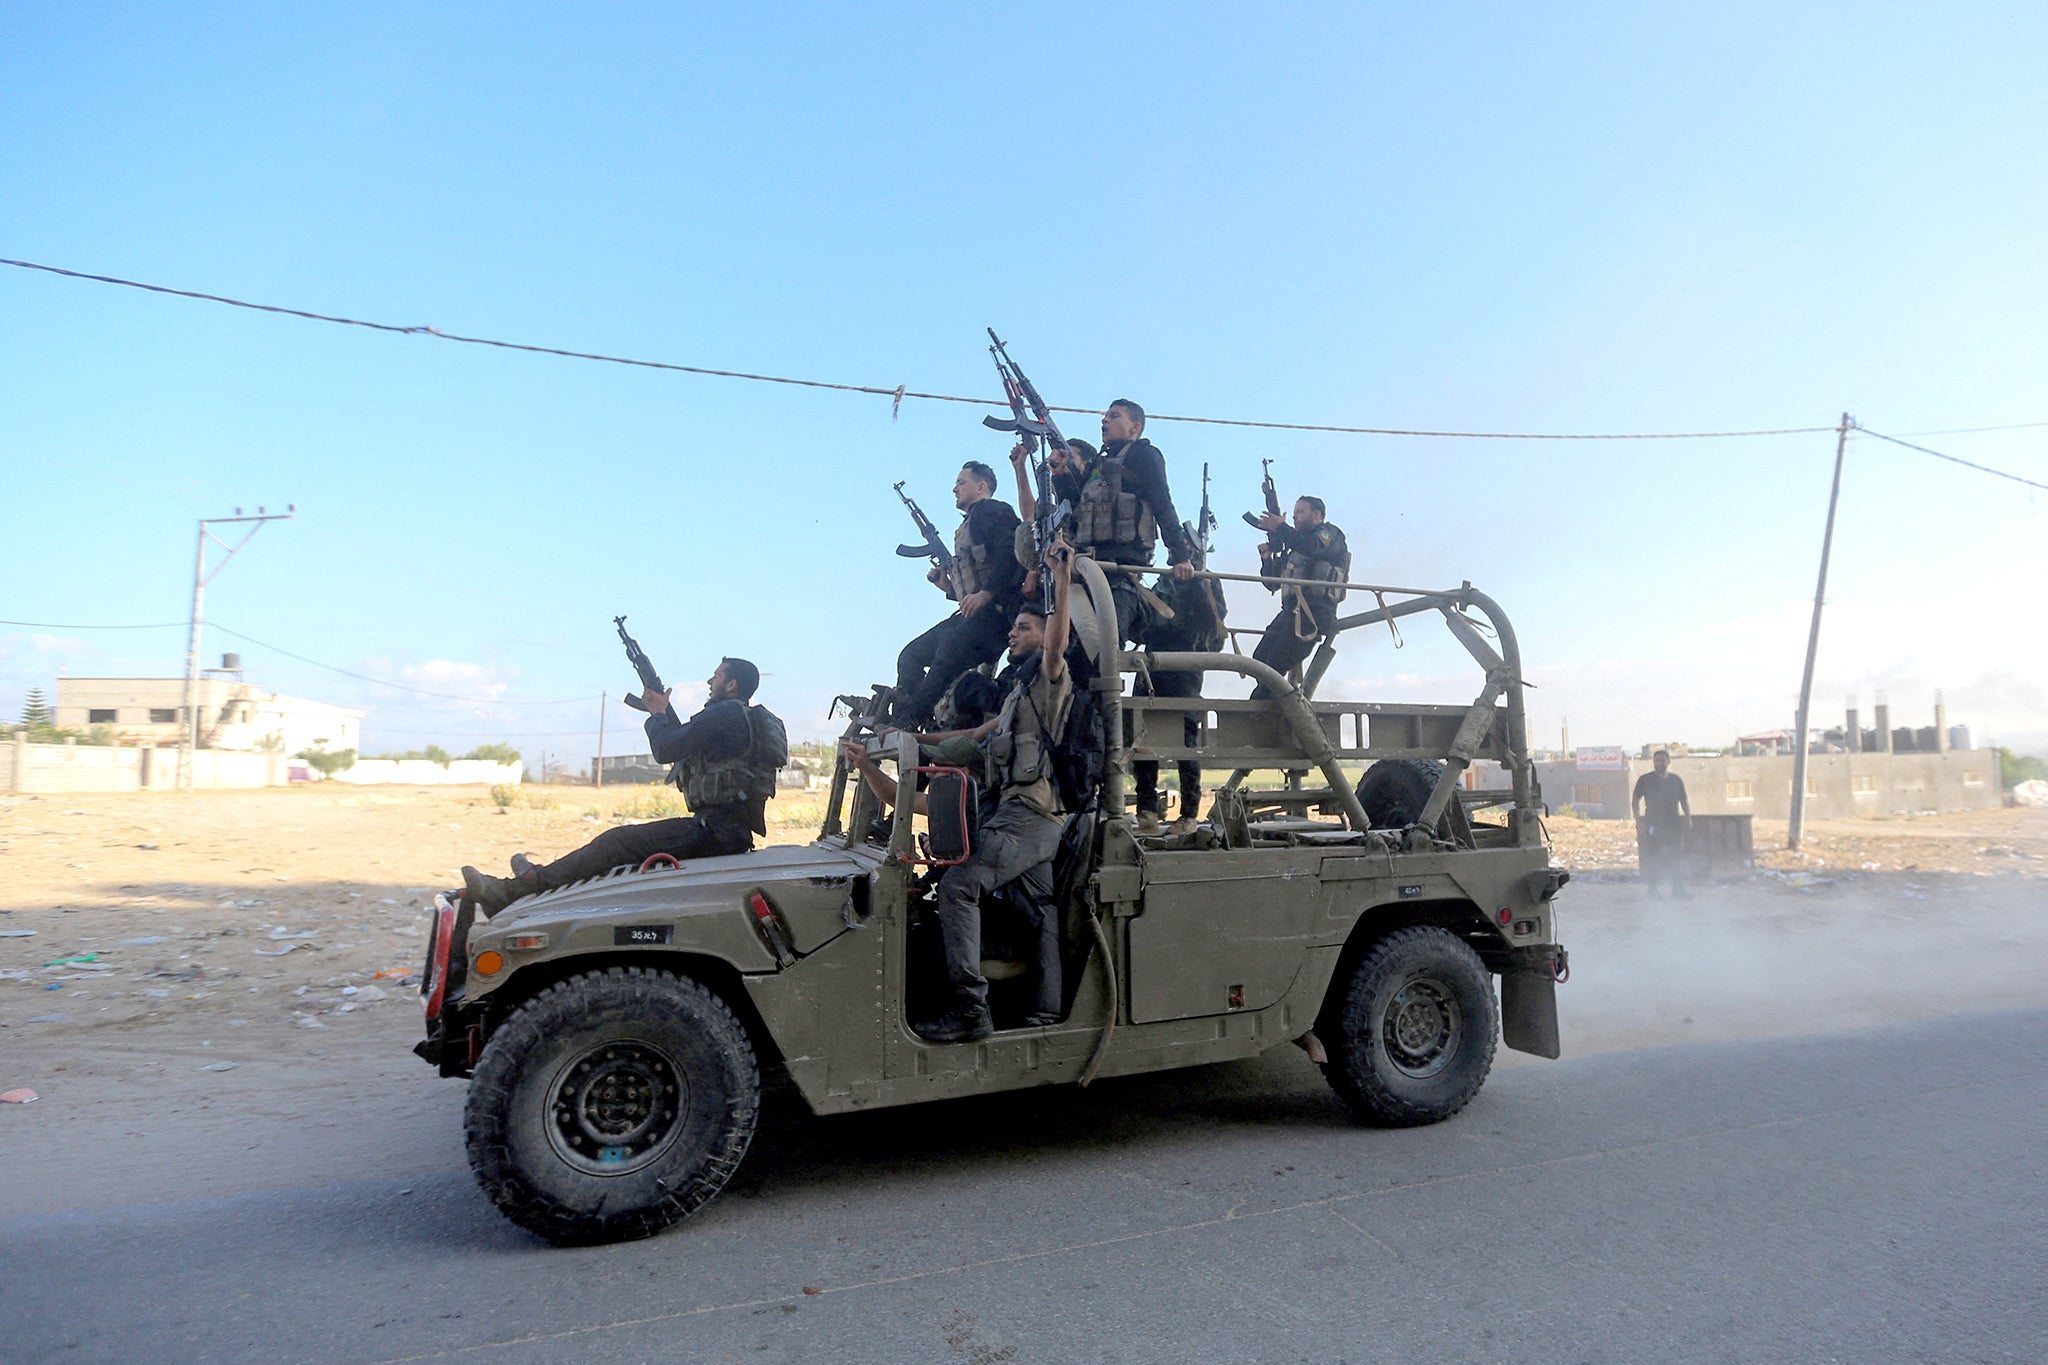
55, 665, 361, 758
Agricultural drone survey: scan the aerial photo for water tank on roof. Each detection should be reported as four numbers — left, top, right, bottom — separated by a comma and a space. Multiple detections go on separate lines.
221, 653, 242, 672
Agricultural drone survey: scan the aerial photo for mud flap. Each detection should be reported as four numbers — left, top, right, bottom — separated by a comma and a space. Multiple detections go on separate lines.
1500, 971, 1560, 1059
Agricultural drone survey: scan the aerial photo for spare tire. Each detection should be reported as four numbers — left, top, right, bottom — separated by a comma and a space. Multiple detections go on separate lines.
1354, 758, 1448, 832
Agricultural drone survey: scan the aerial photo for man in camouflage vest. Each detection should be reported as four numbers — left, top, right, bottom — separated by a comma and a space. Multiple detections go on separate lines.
462, 657, 786, 914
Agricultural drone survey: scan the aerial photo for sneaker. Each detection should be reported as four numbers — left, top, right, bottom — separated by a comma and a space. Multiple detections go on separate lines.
914, 1003, 993, 1043
1133, 810, 1163, 835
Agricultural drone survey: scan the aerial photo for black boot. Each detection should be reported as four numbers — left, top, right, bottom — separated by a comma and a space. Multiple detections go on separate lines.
509, 852, 539, 879
462, 865, 531, 917
915, 1001, 993, 1043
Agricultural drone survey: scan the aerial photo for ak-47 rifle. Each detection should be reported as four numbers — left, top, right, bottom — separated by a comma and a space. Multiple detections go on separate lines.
1190, 461, 1218, 570
981, 330, 1073, 608
1241, 457, 1280, 530
614, 615, 666, 713
1177, 462, 1227, 640
892, 481, 955, 583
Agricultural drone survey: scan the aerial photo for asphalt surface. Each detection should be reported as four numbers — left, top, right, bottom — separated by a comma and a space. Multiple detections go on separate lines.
3, 1005, 2043, 1365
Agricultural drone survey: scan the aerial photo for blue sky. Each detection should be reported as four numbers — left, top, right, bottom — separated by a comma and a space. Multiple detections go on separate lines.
4, 1, 2044, 765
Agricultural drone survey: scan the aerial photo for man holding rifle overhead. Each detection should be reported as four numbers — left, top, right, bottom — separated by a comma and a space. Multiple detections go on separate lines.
1074, 399, 1197, 646
892, 461, 1024, 732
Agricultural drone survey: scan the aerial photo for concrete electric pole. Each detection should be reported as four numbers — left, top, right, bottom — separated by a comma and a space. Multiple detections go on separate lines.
1788, 417, 1852, 851
180, 506, 295, 789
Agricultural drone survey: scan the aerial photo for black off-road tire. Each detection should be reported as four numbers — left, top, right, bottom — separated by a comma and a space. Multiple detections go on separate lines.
1354, 758, 1447, 832
1323, 926, 1497, 1126
465, 966, 759, 1245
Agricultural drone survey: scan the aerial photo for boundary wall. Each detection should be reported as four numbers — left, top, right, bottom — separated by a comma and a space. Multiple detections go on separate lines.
1493, 750, 2000, 820
2, 736, 523, 792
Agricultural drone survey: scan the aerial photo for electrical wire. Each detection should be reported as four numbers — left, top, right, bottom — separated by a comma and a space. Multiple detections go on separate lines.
207, 625, 596, 705
0, 618, 184, 630
2, 257, 1834, 442
1852, 425, 2048, 492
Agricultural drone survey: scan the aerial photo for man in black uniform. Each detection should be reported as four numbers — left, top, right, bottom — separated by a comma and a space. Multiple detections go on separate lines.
1131, 532, 1226, 834
461, 657, 786, 913
1065, 399, 1195, 646
1250, 495, 1349, 698
1632, 749, 1692, 898
893, 461, 1024, 732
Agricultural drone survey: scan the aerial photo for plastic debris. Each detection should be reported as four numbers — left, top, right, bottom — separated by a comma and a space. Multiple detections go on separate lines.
0, 1089, 37, 1104
253, 945, 302, 956
198, 1062, 239, 1072
354, 984, 389, 1002
42, 953, 100, 968
0, 929, 36, 938
43, 983, 62, 991
117, 936, 168, 946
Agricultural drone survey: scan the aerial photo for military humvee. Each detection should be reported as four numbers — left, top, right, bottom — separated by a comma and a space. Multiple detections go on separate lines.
417, 560, 1570, 1245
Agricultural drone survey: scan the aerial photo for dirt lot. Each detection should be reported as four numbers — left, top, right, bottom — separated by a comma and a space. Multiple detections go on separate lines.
1, 783, 2043, 1215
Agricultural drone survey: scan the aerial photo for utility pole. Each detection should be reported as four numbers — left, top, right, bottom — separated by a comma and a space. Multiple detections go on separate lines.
1789, 416, 1852, 850
181, 506, 295, 789
596, 692, 606, 788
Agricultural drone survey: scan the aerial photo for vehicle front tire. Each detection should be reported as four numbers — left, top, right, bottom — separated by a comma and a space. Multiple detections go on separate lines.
1322, 925, 1497, 1126
465, 966, 759, 1245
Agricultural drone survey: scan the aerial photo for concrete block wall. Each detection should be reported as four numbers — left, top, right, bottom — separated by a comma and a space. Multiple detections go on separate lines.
1503, 749, 2000, 820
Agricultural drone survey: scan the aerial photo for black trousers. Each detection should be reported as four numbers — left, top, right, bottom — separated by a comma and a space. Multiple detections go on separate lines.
535, 803, 754, 889
1133, 663, 1203, 818
896, 606, 1012, 729
1249, 604, 1333, 699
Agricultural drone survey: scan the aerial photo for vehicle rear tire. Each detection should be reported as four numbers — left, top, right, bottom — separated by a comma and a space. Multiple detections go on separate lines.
1322, 925, 1497, 1126
1354, 758, 1447, 831
465, 966, 759, 1245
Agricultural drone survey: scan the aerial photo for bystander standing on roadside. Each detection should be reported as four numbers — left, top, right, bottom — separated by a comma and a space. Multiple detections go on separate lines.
1632, 749, 1692, 898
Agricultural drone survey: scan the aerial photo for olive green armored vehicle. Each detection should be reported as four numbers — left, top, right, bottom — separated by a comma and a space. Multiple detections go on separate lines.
417, 560, 1570, 1244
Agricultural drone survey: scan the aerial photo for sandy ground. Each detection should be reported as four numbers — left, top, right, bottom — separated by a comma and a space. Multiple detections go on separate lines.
1, 784, 2043, 1216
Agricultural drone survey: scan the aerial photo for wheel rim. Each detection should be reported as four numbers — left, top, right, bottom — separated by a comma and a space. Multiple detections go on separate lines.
544, 1041, 689, 1175
1381, 975, 1462, 1078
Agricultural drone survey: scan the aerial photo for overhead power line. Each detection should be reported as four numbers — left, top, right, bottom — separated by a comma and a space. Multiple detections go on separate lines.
3, 256, 1833, 442
0, 615, 596, 707
207, 625, 595, 706
0, 618, 186, 630
1852, 425, 2048, 492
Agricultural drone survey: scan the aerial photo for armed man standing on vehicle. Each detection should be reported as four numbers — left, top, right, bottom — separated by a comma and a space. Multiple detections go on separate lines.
461, 658, 786, 914
893, 462, 1024, 732
1071, 400, 1195, 645
1250, 495, 1350, 698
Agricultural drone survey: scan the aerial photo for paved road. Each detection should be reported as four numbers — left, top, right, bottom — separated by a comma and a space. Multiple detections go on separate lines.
4, 1006, 2042, 1364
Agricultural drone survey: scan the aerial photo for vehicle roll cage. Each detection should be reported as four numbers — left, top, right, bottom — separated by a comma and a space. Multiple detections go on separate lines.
821, 559, 1540, 851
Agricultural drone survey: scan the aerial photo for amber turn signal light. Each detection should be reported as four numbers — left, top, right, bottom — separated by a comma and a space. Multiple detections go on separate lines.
473, 950, 505, 977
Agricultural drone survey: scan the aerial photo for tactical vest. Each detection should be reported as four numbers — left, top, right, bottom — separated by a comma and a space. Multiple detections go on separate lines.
1278, 527, 1350, 608
673, 703, 789, 811
951, 516, 994, 600
982, 673, 1052, 798
1073, 448, 1159, 555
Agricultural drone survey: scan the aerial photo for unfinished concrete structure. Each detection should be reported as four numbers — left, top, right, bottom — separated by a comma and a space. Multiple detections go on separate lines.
53, 669, 361, 757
